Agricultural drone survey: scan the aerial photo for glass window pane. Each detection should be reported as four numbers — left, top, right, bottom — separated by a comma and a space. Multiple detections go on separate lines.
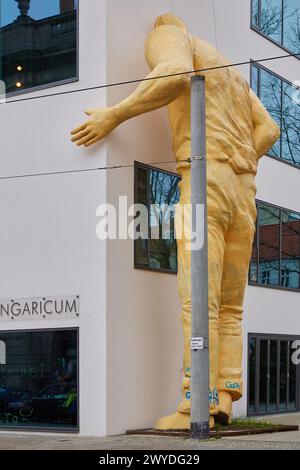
261, 0, 283, 44
281, 210, 300, 289
250, 217, 258, 283
135, 167, 149, 267
282, 82, 300, 165
258, 203, 281, 286
288, 341, 297, 408
249, 337, 256, 412
269, 340, 278, 411
260, 68, 282, 158
0, 329, 78, 430
149, 169, 179, 272
283, 0, 300, 54
251, 65, 259, 96
259, 339, 268, 412
0, 0, 77, 93
252, 0, 260, 28
280, 341, 288, 409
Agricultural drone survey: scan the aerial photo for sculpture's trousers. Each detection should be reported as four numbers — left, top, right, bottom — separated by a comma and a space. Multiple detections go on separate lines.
176, 161, 257, 416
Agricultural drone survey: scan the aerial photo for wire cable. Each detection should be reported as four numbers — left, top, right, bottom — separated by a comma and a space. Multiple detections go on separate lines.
0, 159, 188, 181
1, 52, 300, 106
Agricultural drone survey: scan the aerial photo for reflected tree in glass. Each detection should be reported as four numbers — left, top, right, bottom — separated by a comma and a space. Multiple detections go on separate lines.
258, 204, 281, 286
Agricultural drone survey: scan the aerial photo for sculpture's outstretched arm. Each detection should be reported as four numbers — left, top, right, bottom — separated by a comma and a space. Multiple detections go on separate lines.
71, 25, 194, 147
250, 89, 280, 158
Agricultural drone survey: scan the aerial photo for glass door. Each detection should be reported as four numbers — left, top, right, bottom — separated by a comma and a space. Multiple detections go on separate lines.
248, 335, 299, 415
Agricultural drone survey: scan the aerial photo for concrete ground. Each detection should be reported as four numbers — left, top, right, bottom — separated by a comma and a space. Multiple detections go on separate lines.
0, 413, 300, 450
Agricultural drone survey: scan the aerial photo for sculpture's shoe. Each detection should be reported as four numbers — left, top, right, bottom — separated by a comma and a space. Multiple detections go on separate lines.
155, 412, 215, 430
154, 412, 190, 430
215, 391, 232, 425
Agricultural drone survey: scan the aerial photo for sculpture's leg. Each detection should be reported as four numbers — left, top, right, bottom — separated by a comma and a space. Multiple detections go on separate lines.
155, 166, 231, 430
216, 173, 257, 424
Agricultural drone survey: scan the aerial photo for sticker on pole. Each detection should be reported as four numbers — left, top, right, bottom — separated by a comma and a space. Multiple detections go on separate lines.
190, 337, 204, 350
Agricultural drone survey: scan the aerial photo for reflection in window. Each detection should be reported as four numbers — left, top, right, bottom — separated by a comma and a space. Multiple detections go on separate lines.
281, 211, 300, 288
251, 64, 300, 166
250, 201, 300, 290
261, 0, 282, 44
258, 204, 280, 286
259, 68, 281, 159
0, 329, 78, 430
0, 0, 78, 93
135, 162, 180, 273
251, 0, 300, 56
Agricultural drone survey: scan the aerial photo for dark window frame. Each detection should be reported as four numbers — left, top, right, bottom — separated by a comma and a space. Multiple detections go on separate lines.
249, 199, 300, 293
247, 332, 300, 417
0, 327, 79, 433
1, 0, 80, 97
250, 61, 300, 170
134, 161, 180, 275
250, 0, 300, 61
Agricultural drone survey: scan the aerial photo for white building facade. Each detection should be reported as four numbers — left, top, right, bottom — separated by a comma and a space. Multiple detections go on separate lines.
0, 0, 299, 437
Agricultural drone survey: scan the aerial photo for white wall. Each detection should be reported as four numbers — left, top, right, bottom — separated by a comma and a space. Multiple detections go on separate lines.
0, 0, 109, 436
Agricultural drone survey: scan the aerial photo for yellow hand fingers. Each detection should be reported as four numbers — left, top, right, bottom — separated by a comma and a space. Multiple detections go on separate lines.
75, 133, 97, 147
71, 129, 90, 143
71, 123, 88, 135
84, 136, 101, 147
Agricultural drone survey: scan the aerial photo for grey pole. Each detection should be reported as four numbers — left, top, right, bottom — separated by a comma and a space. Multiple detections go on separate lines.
190, 75, 210, 439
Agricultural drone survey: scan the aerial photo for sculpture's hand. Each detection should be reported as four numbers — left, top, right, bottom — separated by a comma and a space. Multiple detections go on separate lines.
71, 107, 120, 147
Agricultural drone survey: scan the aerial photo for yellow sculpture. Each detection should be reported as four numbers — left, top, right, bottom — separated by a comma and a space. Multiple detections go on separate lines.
71, 13, 280, 429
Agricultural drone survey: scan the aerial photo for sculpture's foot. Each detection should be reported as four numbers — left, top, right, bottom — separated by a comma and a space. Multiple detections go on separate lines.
215, 391, 232, 425
154, 411, 190, 430
154, 412, 215, 431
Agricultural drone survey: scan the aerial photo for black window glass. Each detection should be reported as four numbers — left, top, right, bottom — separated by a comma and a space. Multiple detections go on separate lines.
280, 340, 288, 409
249, 337, 256, 412
0, 329, 78, 430
135, 163, 180, 273
258, 203, 280, 286
269, 340, 278, 411
259, 339, 268, 412
248, 335, 299, 415
0, 0, 78, 94
288, 341, 297, 408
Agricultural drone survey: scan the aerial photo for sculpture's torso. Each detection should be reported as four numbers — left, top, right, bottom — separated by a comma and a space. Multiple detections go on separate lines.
168, 37, 258, 175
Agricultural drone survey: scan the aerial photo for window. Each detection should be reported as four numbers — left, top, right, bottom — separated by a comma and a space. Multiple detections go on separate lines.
134, 162, 180, 273
251, 63, 300, 167
0, 329, 78, 431
251, 0, 300, 56
248, 334, 299, 415
250, 201, 300, 290
0, 0, 78, 94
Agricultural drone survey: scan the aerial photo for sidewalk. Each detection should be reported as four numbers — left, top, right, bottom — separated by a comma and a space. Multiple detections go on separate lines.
0, 414, 300, 450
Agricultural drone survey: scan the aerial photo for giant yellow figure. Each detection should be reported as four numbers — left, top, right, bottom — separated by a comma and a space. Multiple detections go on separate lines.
71, 14, 280, 429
